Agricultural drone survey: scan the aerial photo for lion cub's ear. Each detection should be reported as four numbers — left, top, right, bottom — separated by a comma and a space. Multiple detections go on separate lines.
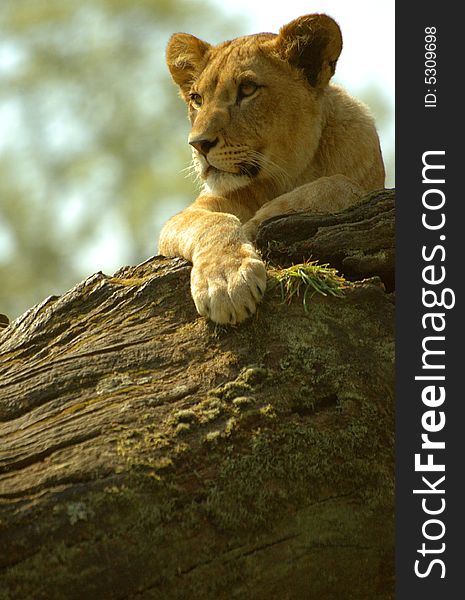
166, 33, 211, 100
275, 14, 342, 89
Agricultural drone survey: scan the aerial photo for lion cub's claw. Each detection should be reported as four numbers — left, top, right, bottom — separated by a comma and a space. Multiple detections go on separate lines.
191, 247, 266, 325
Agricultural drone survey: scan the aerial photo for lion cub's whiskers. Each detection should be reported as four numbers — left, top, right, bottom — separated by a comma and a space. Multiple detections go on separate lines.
180, 160, 203, 188
247, 150, 291, 193
180, 161, 197, 178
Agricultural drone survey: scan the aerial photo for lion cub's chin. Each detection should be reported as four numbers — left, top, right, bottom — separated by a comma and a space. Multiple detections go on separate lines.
203, 171, 251, 195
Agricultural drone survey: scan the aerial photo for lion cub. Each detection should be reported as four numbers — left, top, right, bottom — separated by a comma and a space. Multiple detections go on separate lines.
159, 14, 385, 324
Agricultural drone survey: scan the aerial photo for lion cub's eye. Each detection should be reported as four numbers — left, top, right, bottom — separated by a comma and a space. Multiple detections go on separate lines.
238, 82, 258, 101
189, 93, 202, 109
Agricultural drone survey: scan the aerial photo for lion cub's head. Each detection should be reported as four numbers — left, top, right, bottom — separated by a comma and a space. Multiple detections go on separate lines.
166, 14, 342, 196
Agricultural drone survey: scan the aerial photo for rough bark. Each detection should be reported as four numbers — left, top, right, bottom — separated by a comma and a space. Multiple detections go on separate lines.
0, 190, 395, 600
256, 188, 395, 291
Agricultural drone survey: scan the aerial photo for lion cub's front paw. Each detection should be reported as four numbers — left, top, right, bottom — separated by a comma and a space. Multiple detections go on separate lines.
191, 243, 266, 324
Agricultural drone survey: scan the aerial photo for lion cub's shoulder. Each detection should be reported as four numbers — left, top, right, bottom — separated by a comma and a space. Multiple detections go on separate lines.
314, 84, 385, 189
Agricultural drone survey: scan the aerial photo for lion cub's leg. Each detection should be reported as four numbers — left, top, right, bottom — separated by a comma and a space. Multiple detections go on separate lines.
159, 202, 266, 325
242, 175, 365, 240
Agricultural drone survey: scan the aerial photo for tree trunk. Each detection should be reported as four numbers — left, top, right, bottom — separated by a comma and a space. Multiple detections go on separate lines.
0, 190, 395, 600
256, 188, 395, 291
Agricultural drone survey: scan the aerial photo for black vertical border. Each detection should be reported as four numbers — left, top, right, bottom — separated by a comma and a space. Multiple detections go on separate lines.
396, 2, 463, 598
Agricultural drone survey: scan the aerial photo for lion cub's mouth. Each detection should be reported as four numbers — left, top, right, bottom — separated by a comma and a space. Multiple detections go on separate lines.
205, 162, 260, 179
238, 162, 261, 178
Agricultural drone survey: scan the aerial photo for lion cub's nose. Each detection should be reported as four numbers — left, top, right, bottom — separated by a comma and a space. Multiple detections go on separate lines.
189, 137, 218, 156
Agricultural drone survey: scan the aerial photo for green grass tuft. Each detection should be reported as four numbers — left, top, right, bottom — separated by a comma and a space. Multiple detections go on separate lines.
268, 260, 350, 312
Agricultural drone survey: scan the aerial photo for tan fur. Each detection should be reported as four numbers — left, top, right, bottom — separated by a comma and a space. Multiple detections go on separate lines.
159, 14, 385, 324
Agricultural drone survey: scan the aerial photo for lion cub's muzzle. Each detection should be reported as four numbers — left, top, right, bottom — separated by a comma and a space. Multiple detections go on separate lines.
189, 136, 219, 156
189, 135, 261, 180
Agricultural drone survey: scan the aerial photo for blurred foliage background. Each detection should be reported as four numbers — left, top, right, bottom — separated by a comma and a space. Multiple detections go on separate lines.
0, 0, 394, 320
